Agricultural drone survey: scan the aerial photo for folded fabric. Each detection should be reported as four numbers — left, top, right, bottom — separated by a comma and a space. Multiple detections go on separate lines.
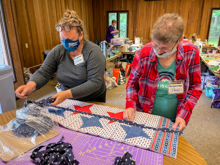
12, 115, 53, 138
114, 152, 136, 165
212, 77, 220, 86
12, 103, 54, 138
24, 98, 56, 107
211, 89, 220, 108
12, 119, 38, 138
30, 136, 79, 165
48, 108, 65, 117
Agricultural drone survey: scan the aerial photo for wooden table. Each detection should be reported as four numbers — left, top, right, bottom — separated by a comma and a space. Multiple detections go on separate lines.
202, 46, 220, 51
200, 55, 220, 78
122, 51, 136, 55
0, 102, 208, 165
106, 52, 123, 63
106, 51, 137, 65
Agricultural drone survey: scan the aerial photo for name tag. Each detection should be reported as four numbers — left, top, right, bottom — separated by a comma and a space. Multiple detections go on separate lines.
73, 54, 84, 65
168, 84, 184, 94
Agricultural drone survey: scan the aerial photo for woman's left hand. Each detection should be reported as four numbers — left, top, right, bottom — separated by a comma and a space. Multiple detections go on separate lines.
172, 117, 186, 131
50, 90, 73, 106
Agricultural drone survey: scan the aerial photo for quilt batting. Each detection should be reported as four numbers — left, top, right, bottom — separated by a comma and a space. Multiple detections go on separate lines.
43, 99, 180, 158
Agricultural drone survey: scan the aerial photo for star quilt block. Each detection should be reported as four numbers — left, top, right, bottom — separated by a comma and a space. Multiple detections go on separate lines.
42, 99, 180, 158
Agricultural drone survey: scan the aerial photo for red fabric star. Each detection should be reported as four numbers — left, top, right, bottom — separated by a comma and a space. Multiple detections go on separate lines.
71, 104, 93, 115
71, 112, 79, 115
107, 111, 124, 124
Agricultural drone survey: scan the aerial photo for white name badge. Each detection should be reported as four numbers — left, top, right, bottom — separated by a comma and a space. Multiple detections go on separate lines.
73, 54, 84, 65
168, 84, 184, 94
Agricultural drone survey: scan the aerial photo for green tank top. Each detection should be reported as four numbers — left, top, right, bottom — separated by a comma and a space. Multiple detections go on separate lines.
152, 59, 178, 122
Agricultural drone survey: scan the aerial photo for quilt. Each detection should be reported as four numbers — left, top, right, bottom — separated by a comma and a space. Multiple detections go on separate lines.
42, 99, 181, 158
0, 127, 163, 165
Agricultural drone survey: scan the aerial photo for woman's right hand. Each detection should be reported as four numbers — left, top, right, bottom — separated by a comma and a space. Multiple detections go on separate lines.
123, 108, 135, 121
15, 81, 36, 99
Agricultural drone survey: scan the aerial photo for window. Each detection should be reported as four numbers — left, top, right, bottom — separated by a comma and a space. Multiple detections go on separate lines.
107, 11, 128, 38
208, 9, 220, 46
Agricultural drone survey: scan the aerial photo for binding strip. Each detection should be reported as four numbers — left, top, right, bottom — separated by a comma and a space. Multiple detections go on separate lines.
24, 98, 183, 135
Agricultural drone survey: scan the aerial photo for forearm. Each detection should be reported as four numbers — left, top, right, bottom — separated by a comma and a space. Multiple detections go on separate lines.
65, 89, 73, 98
70, 80, 102, 99
26, 81, 37, 92
29, 52, 57, 89
29, 70, 53, 90
110, 30, 118, 34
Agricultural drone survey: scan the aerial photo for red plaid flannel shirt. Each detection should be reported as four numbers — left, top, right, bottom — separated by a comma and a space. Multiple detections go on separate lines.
126, 41, 202, 124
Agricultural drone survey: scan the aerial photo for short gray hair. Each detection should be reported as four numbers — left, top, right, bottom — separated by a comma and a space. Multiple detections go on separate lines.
151, 13, 184, 44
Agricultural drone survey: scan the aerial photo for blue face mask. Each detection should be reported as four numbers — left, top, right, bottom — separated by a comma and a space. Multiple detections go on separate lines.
62, 38, 80, 52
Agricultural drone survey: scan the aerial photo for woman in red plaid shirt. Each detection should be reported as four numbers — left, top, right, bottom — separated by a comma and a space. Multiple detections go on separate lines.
124, 13, 202, 131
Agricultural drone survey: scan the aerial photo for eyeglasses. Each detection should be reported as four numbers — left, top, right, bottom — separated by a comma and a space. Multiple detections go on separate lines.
55, 25, 78, 32
151, 39, 179, 52
151, 43, 175, 52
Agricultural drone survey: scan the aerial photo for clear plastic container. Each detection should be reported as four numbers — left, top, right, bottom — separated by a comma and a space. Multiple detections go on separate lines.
111, 38, 125, 46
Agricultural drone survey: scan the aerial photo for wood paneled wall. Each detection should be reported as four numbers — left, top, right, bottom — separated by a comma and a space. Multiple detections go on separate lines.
6, 0, 220, 76
10, 0, 94, 71
93, 0, 220, 44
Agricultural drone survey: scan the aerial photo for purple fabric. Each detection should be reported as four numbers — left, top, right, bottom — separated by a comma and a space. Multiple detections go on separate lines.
213, 89, 220, 100
106, 25, 115, 43
212, 89, 220, 108
212, 77, 220, 86
1, 127, 163, 165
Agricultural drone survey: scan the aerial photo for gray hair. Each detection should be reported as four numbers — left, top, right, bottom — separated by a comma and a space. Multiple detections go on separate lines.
151, 13, 184, 44
56, 10, 88, 43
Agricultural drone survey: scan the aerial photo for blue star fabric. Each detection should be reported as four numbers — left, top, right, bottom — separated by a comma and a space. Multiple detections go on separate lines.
12, 103, 54, 138
12, 116, 54, 138
12, 119, 38, 138
48, 108, 65, 117
121, 125, 152, 140
24, 98, 56, 107
80, 116, 103, 129
37, 97, 56, 106
30, 136, 79, 165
